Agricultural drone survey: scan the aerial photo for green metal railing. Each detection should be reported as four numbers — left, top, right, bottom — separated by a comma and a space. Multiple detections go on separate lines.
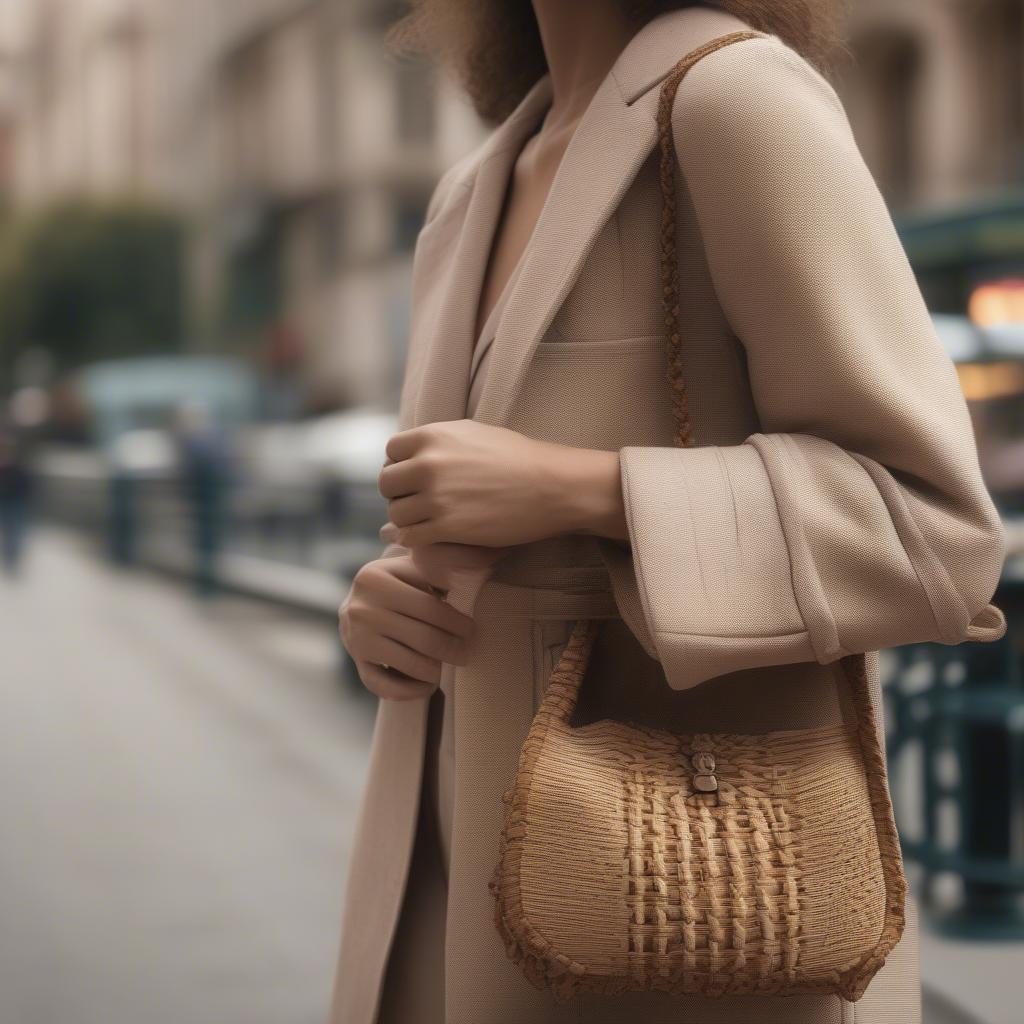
884, 576, 1024, 937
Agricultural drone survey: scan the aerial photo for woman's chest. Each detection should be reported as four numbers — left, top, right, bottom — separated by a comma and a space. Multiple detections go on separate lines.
500, 155, 760, 450
473, 136, 560, 345
408, 152, 760, 449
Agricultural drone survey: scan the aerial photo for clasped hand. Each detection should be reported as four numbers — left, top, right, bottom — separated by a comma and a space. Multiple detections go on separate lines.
338, 420, 627, 702
378, 418, 601, 548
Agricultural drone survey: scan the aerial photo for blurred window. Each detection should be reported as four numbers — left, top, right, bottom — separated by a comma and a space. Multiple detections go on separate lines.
970, 0, 1024, 183
224, 47, 270, 189
852, 29, 923, 210
224, 210, 281, 332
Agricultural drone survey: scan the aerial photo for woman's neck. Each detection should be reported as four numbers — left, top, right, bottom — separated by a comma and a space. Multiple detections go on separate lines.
532, 0, 635, 132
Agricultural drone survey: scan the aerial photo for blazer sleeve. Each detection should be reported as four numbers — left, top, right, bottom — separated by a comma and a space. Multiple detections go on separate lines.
604, 34, 1008, 691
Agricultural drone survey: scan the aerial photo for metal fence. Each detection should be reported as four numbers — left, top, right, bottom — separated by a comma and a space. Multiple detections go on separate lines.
32, 444, 384, 616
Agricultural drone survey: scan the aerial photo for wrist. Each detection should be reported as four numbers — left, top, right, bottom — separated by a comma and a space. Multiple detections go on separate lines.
538, 443, 629, 541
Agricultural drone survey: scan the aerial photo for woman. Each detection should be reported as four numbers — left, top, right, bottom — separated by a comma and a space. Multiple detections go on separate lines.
330, 2, 1007, 1022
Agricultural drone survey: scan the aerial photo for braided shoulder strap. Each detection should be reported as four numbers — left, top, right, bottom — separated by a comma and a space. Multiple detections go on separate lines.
652, 33, 910, 975
537, 29, 770, 720
656, 29, 766, 448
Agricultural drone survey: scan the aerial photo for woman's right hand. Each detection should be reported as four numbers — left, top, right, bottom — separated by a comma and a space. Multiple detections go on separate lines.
339, 552, 477, 701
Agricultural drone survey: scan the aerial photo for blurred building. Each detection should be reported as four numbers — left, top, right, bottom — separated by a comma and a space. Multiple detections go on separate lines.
0, 0, 484, 411
838, 0, 1024, 212
201, 0, 484, 412
0, 7, 19, 200
0, 0, 214, 203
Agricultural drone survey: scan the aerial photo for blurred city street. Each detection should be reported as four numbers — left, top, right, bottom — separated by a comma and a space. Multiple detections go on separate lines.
0, 528, 374, 1024
0, 1, 1021, 1022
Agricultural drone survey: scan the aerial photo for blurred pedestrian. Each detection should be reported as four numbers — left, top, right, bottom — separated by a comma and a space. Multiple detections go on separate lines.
0, 429, 33, 576
174, 400, 230, 598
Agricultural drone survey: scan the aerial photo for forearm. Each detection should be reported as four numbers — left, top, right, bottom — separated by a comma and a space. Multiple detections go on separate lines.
378, 420, 630, 548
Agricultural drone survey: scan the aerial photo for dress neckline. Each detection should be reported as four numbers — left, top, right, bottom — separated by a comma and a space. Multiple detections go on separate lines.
470, 112, 548, 352
474, 246, 527, 350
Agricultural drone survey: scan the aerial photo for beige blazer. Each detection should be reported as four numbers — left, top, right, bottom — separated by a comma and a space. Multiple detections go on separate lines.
328, 5, 1007, 1023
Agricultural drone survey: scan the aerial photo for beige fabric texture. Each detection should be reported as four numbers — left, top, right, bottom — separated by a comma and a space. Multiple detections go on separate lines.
327, 4, 1006, 1023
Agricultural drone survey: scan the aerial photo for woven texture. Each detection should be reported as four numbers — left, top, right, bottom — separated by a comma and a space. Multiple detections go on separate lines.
489, 30, 907, 1005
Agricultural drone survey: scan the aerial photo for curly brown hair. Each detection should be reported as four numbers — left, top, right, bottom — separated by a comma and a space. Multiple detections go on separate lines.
386, 0, 851, 123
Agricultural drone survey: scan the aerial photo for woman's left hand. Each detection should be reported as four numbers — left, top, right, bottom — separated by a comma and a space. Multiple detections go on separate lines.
378, 419, 627, 548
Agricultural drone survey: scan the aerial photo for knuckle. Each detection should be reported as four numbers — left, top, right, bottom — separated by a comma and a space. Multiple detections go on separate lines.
419, 450, 442, 476
342, 601, 373, 637
354, 557, 390, 588
351, 562, 375, 588
449, 612, 475, 639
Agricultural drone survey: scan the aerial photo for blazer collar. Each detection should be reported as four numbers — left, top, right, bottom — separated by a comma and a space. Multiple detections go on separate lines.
412, 73, 553, 428
469, 67, 655, 427
612, 2, 751, 103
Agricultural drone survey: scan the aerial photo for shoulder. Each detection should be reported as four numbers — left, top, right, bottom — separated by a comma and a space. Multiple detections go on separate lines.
423, 139, 489, 225
423, 155, 472, 225
667, 30, 860, 188
669, 32, 852, 167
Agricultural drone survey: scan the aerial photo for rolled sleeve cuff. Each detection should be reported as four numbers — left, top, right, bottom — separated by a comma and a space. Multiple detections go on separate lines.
618, 442, 815, 690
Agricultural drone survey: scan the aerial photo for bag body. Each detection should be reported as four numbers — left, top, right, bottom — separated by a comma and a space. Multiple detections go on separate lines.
489, 29, 908, 1004
490, 619, 907, 1003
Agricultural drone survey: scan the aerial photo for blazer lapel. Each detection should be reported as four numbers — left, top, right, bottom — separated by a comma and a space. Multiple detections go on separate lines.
410, 2, 741, 431
412, 75, 553, 428
470, 66, 660, 428
470, 2, 739, 429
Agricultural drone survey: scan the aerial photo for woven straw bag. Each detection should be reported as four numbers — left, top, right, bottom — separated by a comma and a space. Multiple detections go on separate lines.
489, 30, 907, 1004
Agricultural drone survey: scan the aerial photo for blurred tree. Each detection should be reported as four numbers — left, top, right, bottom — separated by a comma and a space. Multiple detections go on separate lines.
0, 199, 187, 380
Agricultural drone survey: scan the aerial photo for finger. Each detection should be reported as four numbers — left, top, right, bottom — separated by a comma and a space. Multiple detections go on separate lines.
357, 659, 437, 701
380, 562, 476, 638
380, 553, 439, 593
384, 427, 427, 463
376, 607, 474, 665
379, 520, 400, 543
388, 493, 432, 528
378, 459, 424, 499
359, 633, 442, 685
393, 520, 439, 547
